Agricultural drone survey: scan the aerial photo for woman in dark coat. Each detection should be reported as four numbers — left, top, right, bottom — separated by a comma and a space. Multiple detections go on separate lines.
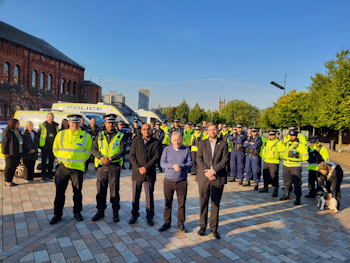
1, 118, 23, 186
22, 121, 40, 182
60, 118, 69, 131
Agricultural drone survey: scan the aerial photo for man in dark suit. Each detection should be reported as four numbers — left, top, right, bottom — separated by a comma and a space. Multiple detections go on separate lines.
129, 123, 161, 226
196, 122, 229, 239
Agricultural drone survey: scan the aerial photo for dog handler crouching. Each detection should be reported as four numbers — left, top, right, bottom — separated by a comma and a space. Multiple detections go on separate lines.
317, 162, 343, 210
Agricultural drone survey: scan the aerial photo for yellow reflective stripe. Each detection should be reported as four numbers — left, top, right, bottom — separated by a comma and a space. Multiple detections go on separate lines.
58, 148, 85, 153
57, 157, 86, 162
60, 130, 65, 148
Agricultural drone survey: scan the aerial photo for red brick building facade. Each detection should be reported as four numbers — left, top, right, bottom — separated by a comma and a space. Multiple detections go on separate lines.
0, 21, 101, 121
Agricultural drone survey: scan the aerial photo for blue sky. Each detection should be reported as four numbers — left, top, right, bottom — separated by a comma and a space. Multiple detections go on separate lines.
1, 0, 349, 111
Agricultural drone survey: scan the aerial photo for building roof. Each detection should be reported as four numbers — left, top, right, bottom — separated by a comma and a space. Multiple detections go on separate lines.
0, 20, 84, 69
80, 80, 100, 87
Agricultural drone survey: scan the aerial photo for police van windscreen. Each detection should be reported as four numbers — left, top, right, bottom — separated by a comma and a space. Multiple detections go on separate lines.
86, 115, 104, 127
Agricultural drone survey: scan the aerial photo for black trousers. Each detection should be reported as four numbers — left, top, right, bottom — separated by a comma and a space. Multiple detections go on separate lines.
132, 180, 155, 219
263, 162, 279, 188
198, 181, 224, 232
54, 164, 83, 217
308, 170, 318, 194
226, 152, 231, 175
192, 151, 197, 173
326, 173, 343, 207
4, 155, 21, 183
23, 159, 36, 180
41, 147, 55, 177
282, 166, 302, 196
163, 178, 188, 224
96, 164, 121, 211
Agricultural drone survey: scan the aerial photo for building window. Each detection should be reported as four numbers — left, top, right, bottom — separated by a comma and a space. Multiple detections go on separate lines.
73, 81, 76, 95
3, 62, 9, 82
61, 78, 65, 93
48, 74, 52, 91
7, 106, 10, 116
67, 80, 70, 94
40, 72, 45, 89
84, 91, 88, 102
14, 65, 19, 84
0, 106, 2, 115
32, 70, 37, 88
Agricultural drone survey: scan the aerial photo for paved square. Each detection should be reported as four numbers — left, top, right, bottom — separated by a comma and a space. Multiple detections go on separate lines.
1, 162, 350, 262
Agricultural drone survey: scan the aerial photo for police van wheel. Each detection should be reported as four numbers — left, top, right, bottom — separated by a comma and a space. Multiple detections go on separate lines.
14, 160, 25, 178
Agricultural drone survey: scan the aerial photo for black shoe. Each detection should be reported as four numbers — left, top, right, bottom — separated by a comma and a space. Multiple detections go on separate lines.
129, 216, 137, 224
122, 165, 127, 170
305, 193, 316, 198
74, 213, 83, 221
159, 223, 171, 232
211, 230, 220, 239
129, 166, 132, 170
242, 178, 249, 186
147, 218, 154, 226
254, 184, 259, 191
271, 188, 278, 197
47, 175, 53, 180
238, 179, 243, 185
198, 227, 206, 236
294, 196, 301, 205
259, 186, 268, 193
280, 194, 290, 201
41, 176, 46, 182
49, 215, 61, 224
113, 211, 119, 222
228, 177, 235, 182
178, 224, 188, 233
92, 211, 104, 221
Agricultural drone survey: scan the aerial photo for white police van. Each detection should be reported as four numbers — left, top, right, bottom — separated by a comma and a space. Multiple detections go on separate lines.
135, 108, 168, 125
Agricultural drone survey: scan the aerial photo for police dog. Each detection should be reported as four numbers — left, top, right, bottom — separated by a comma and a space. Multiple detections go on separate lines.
316, 186, 339, 213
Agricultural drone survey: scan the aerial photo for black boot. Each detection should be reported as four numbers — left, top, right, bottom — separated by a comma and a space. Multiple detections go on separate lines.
91, 211, 104, 221
280, 193, 290, 201
41, 175, 46, 182
294, 196, 301, 205
122, 165, 127, 170
254, 183, 259, 191
113, 210, 119, 222
305, 191, 315, 198
271, 187, 278, 197
259, 186, 268, 193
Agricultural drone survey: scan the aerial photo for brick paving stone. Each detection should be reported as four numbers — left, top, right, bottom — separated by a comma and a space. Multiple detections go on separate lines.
77, 248, 94, 261
93, 252, 110, 263
137, 253, 155, 262
33, 250, 50, 263
66, 256, 82, 263
104, 247, 120, 258
62, 246, 78, 258
49, 252, 66, 263
46, 242, 62, 255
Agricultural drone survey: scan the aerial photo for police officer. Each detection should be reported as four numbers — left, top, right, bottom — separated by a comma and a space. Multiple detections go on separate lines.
228, 124, 247, 184
190, 126, 202, 175
202, 127, 209, 140
161, 120, 171, 150
38, 112, 59, 181
117, 121, 128, 170
259, 131, 284, 196
280, 130, 308, 205
243, 128, 262, 189
169, 119, 184, 138
276, 130, 281, 139
284, 125, 307, 146
128, 119, 141, 169
219, 124, 231, 175
50, 114, 92, 224
153, 122, 165, 172
86, 117, 100, 171
80, 117, 88, 131
91, 114, 126, 222
257, 128, 266, 180
183, 123, 194, 147
305, 135, 329, 198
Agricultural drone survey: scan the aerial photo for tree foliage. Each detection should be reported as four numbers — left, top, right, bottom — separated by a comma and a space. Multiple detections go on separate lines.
175, 99, 190, 123
220, 100, 260, 127
188, 103, 206, 125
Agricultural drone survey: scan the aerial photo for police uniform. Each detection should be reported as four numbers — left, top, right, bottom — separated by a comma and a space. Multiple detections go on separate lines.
39, 119, 59, 181
128, 120, 141, 169
91, 114, 126, 222
306, 136, 329, 198
280, 130, 308, 205
50, 114, 92, 224
169, 119, 184, 138
228, 124, 247, 183
117, 121, 128, 169
259, 131, 284, 196
160, 120, 171, 151
218, 124, 231, 175
182, 123, 194, 147
153, 122, 164, 172
86, 123, 101, 171
283, 126, 307, 146
190, 127, 202, 175
243, 128, 262, 189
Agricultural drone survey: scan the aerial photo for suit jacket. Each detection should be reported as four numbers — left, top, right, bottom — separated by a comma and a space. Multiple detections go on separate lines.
22, 130, 40, 160
196, 137, 229, 186
1, 127, 22, 156
129, 135, 161, 182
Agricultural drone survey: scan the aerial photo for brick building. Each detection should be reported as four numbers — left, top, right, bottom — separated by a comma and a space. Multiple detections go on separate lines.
0, 21, 101, 121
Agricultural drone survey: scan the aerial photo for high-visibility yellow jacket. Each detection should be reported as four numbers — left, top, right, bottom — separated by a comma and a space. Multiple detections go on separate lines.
161, 126, 171, 145
202, 133, 209, 140
39, 123, 59, 147
282, 141, 308, 167
94, 131, 124, 167
284, 133, 307, 147
259, 136, 266, 158
183, 129, 193, 146
219, 130, 232, 153
307, 142, 329, 171
53, 128, 92, 172
262, 138, 284, 164
190, 132, 202, 152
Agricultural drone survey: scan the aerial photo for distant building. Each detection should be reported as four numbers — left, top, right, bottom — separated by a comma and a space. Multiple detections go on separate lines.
102, 91, 125, 104
219, 97, 225, 112
0, 20, 101, 121
138, 89, 149, 110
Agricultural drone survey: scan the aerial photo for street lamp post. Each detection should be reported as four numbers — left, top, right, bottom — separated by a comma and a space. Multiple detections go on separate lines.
271, 74, 287, 96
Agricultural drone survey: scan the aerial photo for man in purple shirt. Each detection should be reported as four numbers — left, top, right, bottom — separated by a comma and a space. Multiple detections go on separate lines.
159, 131, 192, 233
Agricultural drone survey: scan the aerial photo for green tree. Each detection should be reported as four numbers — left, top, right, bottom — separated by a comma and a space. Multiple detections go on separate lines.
175, 99, 190, 123
166, 106, 178, 122
188, 103, 205, 125
220, 99, 260, 127
259, 107, 278, 130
